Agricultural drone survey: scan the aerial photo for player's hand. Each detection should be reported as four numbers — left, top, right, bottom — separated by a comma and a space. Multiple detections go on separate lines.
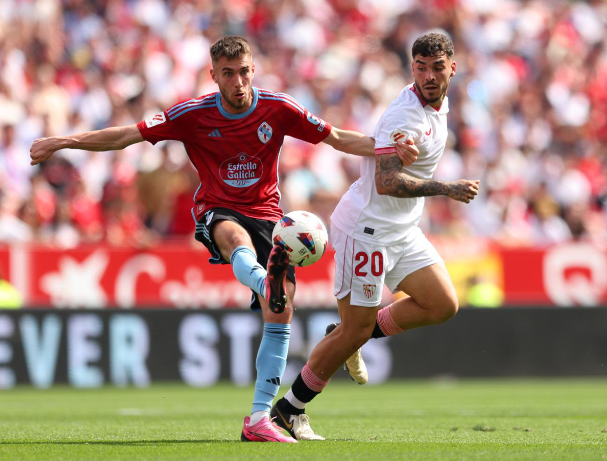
30, 137, 60, 165
446, 179, 480, 203
394, 137, 418, 167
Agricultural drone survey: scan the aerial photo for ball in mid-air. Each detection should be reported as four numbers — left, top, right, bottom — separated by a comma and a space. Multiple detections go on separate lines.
272, 210, 329, 267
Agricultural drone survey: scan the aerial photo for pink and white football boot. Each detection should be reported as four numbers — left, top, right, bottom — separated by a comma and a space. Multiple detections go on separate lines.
241, 415, 298, 443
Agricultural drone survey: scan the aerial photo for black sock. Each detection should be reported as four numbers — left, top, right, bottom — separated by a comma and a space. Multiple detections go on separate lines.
277, 373, 320, 415
371, 321, 386, 338
277, 396, 304, 415
292, 372, 320, 403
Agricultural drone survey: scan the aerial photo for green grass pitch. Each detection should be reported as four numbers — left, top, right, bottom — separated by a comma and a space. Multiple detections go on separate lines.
1, 379, 606, 460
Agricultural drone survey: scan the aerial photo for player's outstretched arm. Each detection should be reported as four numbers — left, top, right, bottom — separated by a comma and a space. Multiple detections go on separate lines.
375, 153, 479, 203
30, 124, 144, 165
322, 127, 375, 156
323, 128, 419, 166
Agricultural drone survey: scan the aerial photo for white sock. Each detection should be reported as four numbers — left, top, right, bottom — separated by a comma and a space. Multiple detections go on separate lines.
250, 410, 268, 425
284, 389, 307, 410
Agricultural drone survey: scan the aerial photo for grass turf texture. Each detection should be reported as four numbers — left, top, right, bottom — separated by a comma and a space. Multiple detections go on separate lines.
0, 380, 606, 460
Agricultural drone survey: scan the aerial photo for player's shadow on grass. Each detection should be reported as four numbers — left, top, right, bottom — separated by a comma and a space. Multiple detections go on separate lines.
4, 439, 355, 444
3, 440, 240, 445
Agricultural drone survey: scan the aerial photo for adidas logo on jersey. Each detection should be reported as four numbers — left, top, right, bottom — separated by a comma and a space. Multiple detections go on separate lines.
208, 129, 222, 138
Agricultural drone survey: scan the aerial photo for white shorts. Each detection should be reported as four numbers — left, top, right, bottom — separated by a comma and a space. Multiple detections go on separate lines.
332, 225, 443, 307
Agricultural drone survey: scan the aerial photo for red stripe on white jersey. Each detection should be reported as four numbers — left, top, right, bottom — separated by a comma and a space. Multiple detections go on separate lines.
375, 147, 397, 155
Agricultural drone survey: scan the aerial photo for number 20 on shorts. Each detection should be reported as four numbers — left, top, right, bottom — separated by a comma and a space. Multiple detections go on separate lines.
354, 251, 384, 276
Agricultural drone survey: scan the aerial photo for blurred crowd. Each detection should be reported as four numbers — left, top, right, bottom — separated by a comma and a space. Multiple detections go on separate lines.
0, 0, 606, 249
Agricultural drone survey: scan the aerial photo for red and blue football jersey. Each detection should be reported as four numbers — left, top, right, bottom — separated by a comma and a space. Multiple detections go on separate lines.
137, 87, 332, 222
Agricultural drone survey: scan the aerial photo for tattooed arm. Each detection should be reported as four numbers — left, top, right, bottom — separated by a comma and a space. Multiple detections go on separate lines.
375, 154, 480, 203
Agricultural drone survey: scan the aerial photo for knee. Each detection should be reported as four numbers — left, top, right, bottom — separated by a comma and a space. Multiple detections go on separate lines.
263, 302, 294, 324
338, 324, 373, 351
352, 331, 371, 350
431, 297, 459, 324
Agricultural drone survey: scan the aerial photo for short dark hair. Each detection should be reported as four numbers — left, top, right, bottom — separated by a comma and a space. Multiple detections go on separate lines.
412, 33, 454, 59
210, 36, 252, 64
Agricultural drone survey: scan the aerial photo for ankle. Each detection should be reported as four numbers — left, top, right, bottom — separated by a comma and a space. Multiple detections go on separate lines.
249, 410, 269, 425
279, 396, 305, 415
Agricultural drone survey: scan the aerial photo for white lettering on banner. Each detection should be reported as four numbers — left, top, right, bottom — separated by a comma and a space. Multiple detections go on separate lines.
160, 268, 251, 308
0, 316, 15, 388
110, 315, 150, 387
115, 255, 166, 308
20, 315, 62, 388
543, 244, 607, 306
19, 245, 337, 308
68, 314, 103, 388
40, 251, 108, 308
179, 314, 220, 386
0, 311, 395, 387
222, 314, 260, 386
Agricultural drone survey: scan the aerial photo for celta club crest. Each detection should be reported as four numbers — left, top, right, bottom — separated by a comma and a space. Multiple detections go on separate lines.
363, 284, 376, 299
258, 122, 273, 144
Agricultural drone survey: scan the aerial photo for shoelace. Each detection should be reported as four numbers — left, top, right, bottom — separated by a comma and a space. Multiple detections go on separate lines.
267, 417, 285, 434
294, 414, 317, 437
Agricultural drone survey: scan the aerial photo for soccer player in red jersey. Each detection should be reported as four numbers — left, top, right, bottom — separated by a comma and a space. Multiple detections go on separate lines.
30, 35, 418, 443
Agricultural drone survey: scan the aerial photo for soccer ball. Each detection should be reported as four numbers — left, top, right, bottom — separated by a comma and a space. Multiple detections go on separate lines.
272, 211, 329, 267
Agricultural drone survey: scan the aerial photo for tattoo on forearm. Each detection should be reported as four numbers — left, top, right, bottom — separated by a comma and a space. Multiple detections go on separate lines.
375, 155, 449, 198
448, 182, 470, 200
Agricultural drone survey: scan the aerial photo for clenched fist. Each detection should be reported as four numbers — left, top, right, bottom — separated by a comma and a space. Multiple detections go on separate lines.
394, 137, 418, 167
446, 179, 480, 203
30, 137, 63, 165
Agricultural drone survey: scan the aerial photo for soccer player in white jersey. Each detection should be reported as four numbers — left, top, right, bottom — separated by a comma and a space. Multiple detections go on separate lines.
271, 32, 480, 440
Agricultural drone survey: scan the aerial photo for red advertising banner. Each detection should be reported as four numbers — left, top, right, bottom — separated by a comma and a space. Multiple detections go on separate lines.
500, 243, 607, 306
0, 243, 339, 308
0, 241, 605, 308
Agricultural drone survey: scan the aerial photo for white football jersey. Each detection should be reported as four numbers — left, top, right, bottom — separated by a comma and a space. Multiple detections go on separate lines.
331, 83, 450, 245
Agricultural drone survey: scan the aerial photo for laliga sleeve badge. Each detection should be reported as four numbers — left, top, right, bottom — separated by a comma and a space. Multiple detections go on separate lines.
390, 128, 409, 144
145, 112, 166, 128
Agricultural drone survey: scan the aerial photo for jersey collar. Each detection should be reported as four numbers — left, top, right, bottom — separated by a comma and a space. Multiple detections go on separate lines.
216, 87, 259, 119
410, 85, 444, 113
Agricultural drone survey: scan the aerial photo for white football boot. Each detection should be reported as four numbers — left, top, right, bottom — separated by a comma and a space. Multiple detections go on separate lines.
270, 405, 325, 441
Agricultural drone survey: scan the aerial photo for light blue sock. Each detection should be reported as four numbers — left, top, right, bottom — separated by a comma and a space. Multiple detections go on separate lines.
231, 246, 266, 297
252, 323, 290, 413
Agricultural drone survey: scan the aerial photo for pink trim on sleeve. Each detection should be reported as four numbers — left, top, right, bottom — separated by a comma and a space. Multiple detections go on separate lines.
375, 147, 397, 156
